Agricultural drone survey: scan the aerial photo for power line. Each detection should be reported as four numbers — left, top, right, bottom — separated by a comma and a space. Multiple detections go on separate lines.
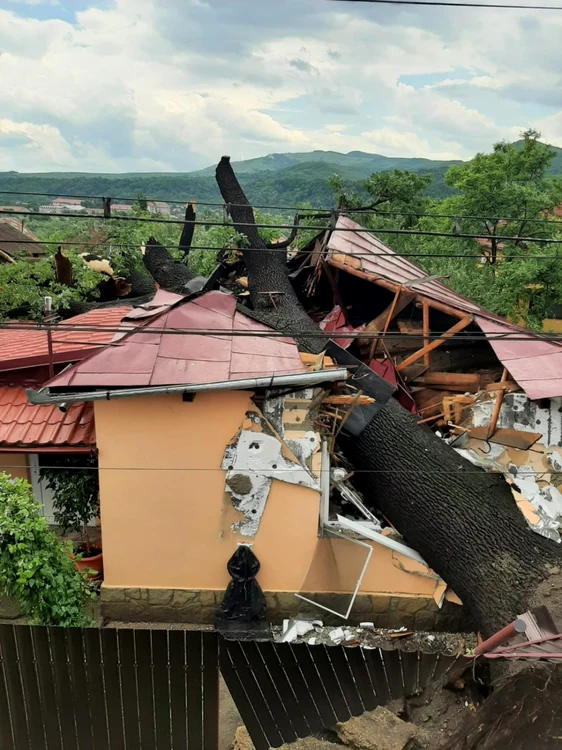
3, 207, 562, 244
3, 236, 562, 260
2, 321, 562, 343
1, 464, 560, 475
4, 188, 562, 226
327, 0, 562, 9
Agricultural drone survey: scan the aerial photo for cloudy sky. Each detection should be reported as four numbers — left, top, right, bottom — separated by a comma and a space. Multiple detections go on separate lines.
0, 0, 561, 173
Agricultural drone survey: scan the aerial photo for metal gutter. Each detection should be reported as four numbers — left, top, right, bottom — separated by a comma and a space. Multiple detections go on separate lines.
26, 368, 348, 407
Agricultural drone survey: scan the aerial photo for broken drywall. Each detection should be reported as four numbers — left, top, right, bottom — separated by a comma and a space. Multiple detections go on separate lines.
222, 404, 321, 538
469, 393, 562, 447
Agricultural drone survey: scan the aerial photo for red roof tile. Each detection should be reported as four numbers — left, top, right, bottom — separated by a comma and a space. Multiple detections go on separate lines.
328, 217, 562, 399
0, 306, 132, 372
0, 386, 94, 449
47, 291, 307, 389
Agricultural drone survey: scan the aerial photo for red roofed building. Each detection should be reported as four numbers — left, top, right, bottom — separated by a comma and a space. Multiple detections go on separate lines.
0, 306, 132, 520
25, 291, 361, 621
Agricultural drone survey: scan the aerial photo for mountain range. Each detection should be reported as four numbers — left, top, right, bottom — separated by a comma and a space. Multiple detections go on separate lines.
2, 143, 562, 211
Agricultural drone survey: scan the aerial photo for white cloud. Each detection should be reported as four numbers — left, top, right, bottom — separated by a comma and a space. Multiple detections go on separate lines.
0, 0, 561, 171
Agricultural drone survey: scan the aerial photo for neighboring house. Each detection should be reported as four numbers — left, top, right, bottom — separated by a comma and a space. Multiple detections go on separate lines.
0, 307, 131, 521
40, 198, 85, 214
29, 290, 462, 629
0, 220, 46, 263
147, 201, 171, 216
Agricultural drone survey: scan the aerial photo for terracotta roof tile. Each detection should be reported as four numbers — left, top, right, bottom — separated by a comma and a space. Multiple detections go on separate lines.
0, 386, 94, 448
0, 306, 132, 372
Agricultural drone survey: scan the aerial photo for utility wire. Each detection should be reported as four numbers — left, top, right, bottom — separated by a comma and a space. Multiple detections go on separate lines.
326, 0, 562, 8
3, 237, 562, 260
3, 189, 562, 225
3, 322, 562, 343
0, 464, 559, 475
2, 207, 562, 244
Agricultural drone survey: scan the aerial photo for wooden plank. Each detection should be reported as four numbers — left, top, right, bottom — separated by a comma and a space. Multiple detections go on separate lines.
0, 627, 14, 750
117, 629, 141, 749
203, 633, 220, 750
14, 625, 47, 750
187, 632, 204, 750
274, 644, 323, 734
220, 641, 270, 750
224, 639, 284, 748
169, 631, 188, 750
32, 627, 62, 750
292, 644, 338, 728
362, 649, 391, 704
422, 301, 430, 366
324, 646, 364, 717
151, 629, 171, 750
397, 316, 472, 372
468, 426, 541, 449
365, 288, 416, 359
100, 629, 125, 750
134, 629, 156, 750
244, 641, 298, 744
48, 627, 79, 750
256, 641, 313, 736
0, 624, 31, 750
486, 368, 508, 439
345, 647, 378, 712
381, 650, 403, 699
306, 645, 350, 723
82, 629, 109, 750
65, 628, 94, 750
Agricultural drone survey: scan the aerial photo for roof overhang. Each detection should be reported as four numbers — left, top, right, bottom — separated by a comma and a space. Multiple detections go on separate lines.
26, 368, 349, 407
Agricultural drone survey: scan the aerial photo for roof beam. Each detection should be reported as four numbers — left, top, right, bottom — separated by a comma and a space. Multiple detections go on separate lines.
396, 316, 473, 372
326, 258, 468, 320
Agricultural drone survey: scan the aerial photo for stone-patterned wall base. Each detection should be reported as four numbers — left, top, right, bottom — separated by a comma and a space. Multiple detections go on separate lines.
101, 588, 469, 631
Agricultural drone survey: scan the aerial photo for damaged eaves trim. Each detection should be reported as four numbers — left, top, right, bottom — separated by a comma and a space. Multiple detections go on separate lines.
25, 368, 349, 407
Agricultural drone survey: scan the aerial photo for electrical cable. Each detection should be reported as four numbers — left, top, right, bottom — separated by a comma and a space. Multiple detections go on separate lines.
3, 237, 562, 260
3, 189, 562, 226
325, 0, 562, 9
3, 207, 562, 244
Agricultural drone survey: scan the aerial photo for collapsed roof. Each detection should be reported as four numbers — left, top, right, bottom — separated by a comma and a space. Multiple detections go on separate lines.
290, 215, 562, 400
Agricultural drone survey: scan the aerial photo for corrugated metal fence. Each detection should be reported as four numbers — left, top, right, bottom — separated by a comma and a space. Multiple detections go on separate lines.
0, 625, 219, 750
220, 639, 457, 750
0, 624, 458, 750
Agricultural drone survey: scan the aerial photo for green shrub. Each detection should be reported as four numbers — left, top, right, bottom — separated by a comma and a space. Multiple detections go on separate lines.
0, 472, 95, 626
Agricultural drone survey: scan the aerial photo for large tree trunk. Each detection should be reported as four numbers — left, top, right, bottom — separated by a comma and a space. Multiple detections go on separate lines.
215, 157, 320, 343
214, 155, 562, 637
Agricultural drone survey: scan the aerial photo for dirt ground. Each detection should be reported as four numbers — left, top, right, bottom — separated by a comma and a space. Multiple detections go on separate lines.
220, 676, 243, 750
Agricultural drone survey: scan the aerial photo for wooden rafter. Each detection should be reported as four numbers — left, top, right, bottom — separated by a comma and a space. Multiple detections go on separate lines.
396, 316, 473, 372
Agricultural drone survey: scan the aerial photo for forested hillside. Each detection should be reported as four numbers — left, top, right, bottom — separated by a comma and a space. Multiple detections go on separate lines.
4, 141, 560, 208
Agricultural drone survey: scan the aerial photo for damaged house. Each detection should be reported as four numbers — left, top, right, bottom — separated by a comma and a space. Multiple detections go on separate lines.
285, 216, 562, 544
28, 288, 465, 629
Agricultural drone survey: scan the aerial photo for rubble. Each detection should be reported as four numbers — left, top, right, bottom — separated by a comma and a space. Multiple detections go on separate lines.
336, 707, 430, 750
271, 621, 474, 654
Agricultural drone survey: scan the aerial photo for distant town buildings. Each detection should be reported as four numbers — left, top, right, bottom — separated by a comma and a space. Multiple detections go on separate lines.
39, 197, 86, 214
147, 201, 171, 216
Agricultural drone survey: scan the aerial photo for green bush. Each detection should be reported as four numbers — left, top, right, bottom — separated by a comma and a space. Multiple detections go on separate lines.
0, 472, 95, 626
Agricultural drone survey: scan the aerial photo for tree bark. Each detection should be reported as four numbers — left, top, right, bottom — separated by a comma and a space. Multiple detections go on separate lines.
213, 157, 562, 637
142, 237, 194, 292
178, 202, 196, 259
215, 156, 320, 344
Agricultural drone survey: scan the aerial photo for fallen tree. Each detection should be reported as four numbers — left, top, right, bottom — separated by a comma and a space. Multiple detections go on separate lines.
214, 156, 562, 637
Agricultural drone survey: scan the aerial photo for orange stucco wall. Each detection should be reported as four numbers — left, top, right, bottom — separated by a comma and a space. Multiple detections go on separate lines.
0, 453, 30, 483
95, 392, 436, 597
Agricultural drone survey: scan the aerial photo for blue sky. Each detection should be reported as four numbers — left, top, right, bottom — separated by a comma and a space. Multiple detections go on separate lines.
0, 0, 561, 172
